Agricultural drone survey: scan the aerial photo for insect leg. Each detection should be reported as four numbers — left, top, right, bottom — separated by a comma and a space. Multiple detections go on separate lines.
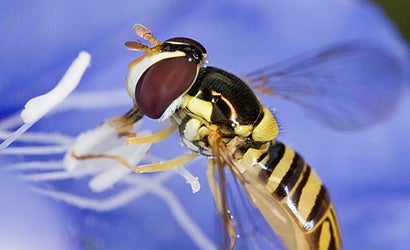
71, 151, 136, 170
72, 150, 196, 174
126, 123, 177, 144
108, 104, 144, 135
132, 153, 197, 173
206, 159, 237, 250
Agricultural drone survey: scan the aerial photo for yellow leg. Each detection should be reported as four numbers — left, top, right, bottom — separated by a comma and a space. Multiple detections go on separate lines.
126, 123, 177, 144
207, 159, 237, 250
133, 153, 197, 173
72, 151, 197, 174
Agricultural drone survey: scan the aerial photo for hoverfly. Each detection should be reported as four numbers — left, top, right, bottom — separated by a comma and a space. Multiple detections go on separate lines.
73, 24, 402, 249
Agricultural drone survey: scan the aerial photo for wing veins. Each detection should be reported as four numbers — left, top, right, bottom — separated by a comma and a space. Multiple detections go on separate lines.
245, 41, 403, 130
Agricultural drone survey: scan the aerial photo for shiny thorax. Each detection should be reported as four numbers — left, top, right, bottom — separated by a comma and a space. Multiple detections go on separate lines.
175, 66, 279, 156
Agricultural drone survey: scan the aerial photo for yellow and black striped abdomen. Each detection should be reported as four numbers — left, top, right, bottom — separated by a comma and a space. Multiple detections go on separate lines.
257, 142, 342, 249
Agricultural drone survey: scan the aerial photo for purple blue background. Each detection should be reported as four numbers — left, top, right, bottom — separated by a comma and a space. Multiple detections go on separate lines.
1, 1, 409, 249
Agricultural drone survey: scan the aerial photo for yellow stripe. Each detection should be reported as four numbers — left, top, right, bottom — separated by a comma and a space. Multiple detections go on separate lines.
237, 143, 270, 173
252, 107, 279, 141
182, 95, 213, 122
298, 170, 322, 222
318, 220, 331, 250
329, 206, 342, 249
265, 147, 295, 193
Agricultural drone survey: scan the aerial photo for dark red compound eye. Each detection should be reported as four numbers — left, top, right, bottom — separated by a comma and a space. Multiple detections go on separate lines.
135, 57, 197, 119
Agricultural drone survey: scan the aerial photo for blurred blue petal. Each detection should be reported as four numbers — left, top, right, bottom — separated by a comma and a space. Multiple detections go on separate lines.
0, 170, 73, 250
1, 1, 409, 249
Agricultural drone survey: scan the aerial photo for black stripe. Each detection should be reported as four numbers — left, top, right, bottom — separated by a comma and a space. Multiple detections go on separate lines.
328, 208, 339, 250
256, 151, 268, 164
307, 218, 337, 250
306, 186, 330, 223
327, 217, 338, 250
258, 142, 285, 183
330, 208, 338, 230
274, 152, 305, 200
307, 219, 322, 248
287, 164, 311, 204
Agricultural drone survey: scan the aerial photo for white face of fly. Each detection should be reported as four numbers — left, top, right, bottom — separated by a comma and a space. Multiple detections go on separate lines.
126, 50, 186, 103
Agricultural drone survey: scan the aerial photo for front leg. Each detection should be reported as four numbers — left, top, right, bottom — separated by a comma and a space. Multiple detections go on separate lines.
108, 104, 144, 135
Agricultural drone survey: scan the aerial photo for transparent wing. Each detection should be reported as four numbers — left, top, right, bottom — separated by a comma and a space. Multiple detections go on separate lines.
245, 42, 403, 130
224, 167, 287, 250
207, 128, 286, 249
229, 164, 302, 250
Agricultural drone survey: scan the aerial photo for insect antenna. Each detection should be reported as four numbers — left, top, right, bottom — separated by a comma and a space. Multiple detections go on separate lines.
133, 24, 159, 46
125, 41, 150, 51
